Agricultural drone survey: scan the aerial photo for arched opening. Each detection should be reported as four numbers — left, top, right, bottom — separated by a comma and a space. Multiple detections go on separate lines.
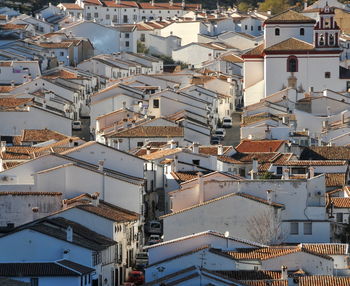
275, 28, 280, 36
300, 28, 305, 36
319, 34, 325, 46
287, 56, 298, 73
329, 34, 335, 46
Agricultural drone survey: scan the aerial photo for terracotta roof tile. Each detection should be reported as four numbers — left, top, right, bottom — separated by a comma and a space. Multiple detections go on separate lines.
60, 3, 83, 9
103, 1, 138, 8
235, 140, 286, 153
242, 43, 264, 58
301, 243, 348, 255
109, 126, 184, 138
39, 42, 73, 48
220, 53, 244, 63
0, 146, 38, 160
244, 281, 288, 286
198, 146, 233, 156
0, 61, 12, 67
283, 160, 346, 166
0, 24, 27, 30
299, 276, 350, 286
20, 129, 68, 143
141, 147, 182, 160
264, 38, 314, 52
42, 70, 79, 79
325, 173, 346, 187
300, 146, 350, 160
213, 270, 281, 281
264, 10, 316, 24
171, 171, 201, 183
0, 192, 62, 196
330, 197, 350, 208
0, 86, 15, 93
0, 97, 33, 110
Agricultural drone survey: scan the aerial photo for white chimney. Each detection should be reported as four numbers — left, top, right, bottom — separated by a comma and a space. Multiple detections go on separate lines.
309, 166, 315, 178
91, 192, 100, 206
32, 207, 40, 221
266, 190, 272, 205
146, 146, 151, 155
182, 0, 185, 8
169, 0, 173, 6
62, 199, 68, 209
151, 0, 155, 6
252, 158, 259, 173
217, 145, 223, 156
192, 142, 200, 153
169, 139, 176, 149
98, 160, 104, 172
66, 226, 73, 242
304, 0, 308, 10
0, 141, 6, 154
283, 168, 289, 180
197, 172, 204, 204
281, 265, 288, 280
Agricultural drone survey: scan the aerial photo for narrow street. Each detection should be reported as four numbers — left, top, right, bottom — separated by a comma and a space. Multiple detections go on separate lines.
222, 111, 242, 147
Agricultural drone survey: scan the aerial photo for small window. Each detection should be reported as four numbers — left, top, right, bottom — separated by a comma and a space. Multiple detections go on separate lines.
106, 14, 110, 20
251, 25, 253, 31
258, 26, 261, 31
94, 12, 98, 18
123, 15, 128, 23
125, 33, 130, 38
192, 160, 200, 166
276, 166, 283, 175
125, 41, 129, 47
287, 56, 298, 72
60, 52, 64, 57
336, 213, 343, 223
245, 25, 248, 30
153, 99, 159, 108
137, 142, 143, 147
275, 28, 280, 36
300, 28, 305, 36
290, 222, 298, 235
325, 72, 331, 78
239, 168, 246, 177
304, 222, 312, 235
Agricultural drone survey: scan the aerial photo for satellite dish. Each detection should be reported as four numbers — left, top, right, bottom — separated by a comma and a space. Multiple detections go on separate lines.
224, 231, 229, 237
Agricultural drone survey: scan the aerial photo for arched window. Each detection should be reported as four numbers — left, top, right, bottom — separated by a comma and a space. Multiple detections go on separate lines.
319, 34, 325, 46
275, 28, 280, 36
287, 56, 298, 73
300, 28, 305, 36
329, 34, 334, 46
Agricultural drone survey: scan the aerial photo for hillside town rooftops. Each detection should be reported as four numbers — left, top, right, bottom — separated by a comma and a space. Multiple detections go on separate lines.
264, 10, 316, 24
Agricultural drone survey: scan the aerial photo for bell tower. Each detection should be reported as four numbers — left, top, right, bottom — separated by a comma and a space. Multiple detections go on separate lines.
314, 4, 340, 49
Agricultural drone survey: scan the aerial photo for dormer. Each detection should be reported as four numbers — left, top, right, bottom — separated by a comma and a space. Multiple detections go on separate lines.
263, 10, 316, 48
314, 4, 340, 49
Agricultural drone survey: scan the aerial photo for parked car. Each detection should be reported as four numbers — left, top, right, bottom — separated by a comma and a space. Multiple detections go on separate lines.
144, 220, 161, 234
222, 117, 233, 128
148, 234, 161, 245
72, 120, 82, 130
210, 136, 221, 145
127, 271, 144, 285
213, 128, 226, 139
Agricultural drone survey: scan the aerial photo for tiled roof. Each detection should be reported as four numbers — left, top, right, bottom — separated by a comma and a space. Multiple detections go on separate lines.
300, 146, 350, 160
242, 43, 264, 58
0, 278, 30, 286
83, 0, 102, 5
0, 262, 81, 277
330, 197, 350, 208
2, 161, 22, 170
60, 3, 84, 9
325, 173, 346, 187
264, 38, 314, 52
0, 86, 15, 93
20, 129, 68, 143
283, 160, 346, 166
220, 53, 244, 63
42, 70, 79, 79
198, 146, 233, 156
55, 260, 94, 274
244, 281, 288, 286
140, 147, 182, 160
171, 171, 201, 183
264, 10, 316, 24
0, 98, 33, 110
103, 1, 138, 8
213, 270, 281, 281
226, 245, 332, 261
0, 24, 27, 30
242, 112, 278, 126
0, 192, 62, 196
0, 61, 12, 67
137, 2, 199, 10
39, 42, 73, 48
107, 126, 184, 138
76, 201, 139, 222
235, 140, 285, 153
0, 146, 37, 160
299, 276, 350, 286
301, 243, 348, 255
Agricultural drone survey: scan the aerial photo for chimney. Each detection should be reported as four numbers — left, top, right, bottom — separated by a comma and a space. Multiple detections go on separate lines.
182, 0, 185, 8
169, 139, 176, 149
281, 265, 288, 280
151, 0, 155, 6
217, 145, 223, 156
98, 160, 104, 172
309, 166, 315, 178
11, 80, 14, 88
62, 199, 68, 209
169, 0, 173, 6
146, 146, 152, 155
197, 172, 204, 204
0, 141, 6, 154
173, 155, 178, 172
252, 158, 259, 173
66, 226, 73, 242
304, 0, 308, 10
266, 190, 273, 205
283, 168, 289, 180
32, 207, 40, 221
192, 142, 200, 153
341, 111, 346, 124
267, 10, 271, 15
122, 101, 127, 110
91, 192, 100, 206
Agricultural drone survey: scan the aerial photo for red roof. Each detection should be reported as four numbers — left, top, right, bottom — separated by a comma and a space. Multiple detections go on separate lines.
103, 1, 138, 8
137, 2, 199, 10
235, 140, 286, 153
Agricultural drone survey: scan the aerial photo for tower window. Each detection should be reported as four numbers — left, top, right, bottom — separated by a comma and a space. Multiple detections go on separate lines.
287, 56, 298, 73
329, 34, 335, 46
275, 28, 280, 36
300, 28, 305, 36
319, 34, 325, 46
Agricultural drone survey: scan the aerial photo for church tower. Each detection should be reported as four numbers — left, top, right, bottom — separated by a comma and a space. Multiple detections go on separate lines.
314, 4, 340, 49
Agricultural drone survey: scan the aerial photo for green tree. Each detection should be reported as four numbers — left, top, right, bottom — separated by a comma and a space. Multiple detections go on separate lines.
238, 2, 251, 12
259, 0, 289, 14
137, 41, 149, 54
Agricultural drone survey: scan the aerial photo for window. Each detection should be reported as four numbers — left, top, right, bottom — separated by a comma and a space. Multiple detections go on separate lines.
251, 25, 253, 31
329, 34, 335, 45
275, 28, 280, 36
300, 28, 305, 36
106, 14, 110, 20
258, 25, 261, 31
60, 52, 64, 57
87, 12, 91, 19
336, 213, 343, 223
125, 41, 129, 47
153, 99, 159, 108
133, 14, 137, 20
113, 15, 117, 22
287, 56, 298, 72
125, 33, 130, 38
276, 166, 283, 175
192, 160, 200, 166
245, 25, 248, 30
303, 222, 312, 235
123, 15, 128, 23
347, 81, 350, 92
140, 33, 145, 42
290, 222, 298, 235
239, 168, 246, 177
325, 72, 331, 78
137, 142, 143, 147
94, 12, 98, 18
30, 278, 39, 286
